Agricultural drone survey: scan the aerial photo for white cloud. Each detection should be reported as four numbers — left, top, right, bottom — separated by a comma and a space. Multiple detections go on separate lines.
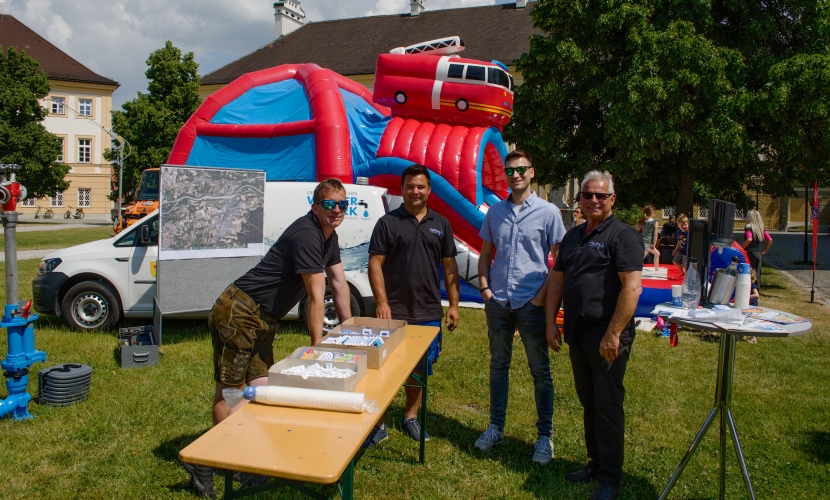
3, 0, 515, 108
45, 14, 72, 46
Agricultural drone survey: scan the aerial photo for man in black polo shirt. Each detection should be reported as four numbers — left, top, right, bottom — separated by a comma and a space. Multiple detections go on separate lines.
545, 171, 643, 500
364, 163, 460, 447
183, 178, 353, 497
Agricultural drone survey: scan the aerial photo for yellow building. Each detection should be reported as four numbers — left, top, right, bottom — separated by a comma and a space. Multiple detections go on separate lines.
1, 14, 119, 219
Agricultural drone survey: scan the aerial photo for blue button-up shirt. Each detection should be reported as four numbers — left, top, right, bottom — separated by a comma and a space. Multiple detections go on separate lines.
480, 192, 566, 308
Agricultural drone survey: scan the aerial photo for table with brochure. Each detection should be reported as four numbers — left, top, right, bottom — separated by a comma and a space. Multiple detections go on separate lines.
652, 303, 811, 500
179, 324, 439, 500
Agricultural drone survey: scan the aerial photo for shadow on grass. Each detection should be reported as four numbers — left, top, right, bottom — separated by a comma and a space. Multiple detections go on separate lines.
156, 431, 339, 499
400, 410, 659, 500
800, 430, 830, 464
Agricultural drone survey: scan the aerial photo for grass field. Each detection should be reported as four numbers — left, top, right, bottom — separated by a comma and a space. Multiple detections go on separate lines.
0, 259, 828, 499
0, 226, 113, 251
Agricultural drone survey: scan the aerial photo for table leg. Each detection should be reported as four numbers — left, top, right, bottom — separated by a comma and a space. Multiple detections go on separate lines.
224, 470, 234, 500
727, 410, 757, 500
339, 458, 355, 500
419, 353, 429, 465
657, 407, 719, 500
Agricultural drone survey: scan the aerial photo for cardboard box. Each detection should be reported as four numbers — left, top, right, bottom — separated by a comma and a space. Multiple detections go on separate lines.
316, 317, 407, 369
267, 348, 367, 392
286, 346, 368, 375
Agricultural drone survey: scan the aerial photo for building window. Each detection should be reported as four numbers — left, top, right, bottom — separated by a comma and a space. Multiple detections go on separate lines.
21, 198, 36, 207
56, 137, 64, 162
78, 188, 91, 208
78, 98, 93, 116
51, 192, 64, 207
50, 96, 65, 115
78, 139, 91, 163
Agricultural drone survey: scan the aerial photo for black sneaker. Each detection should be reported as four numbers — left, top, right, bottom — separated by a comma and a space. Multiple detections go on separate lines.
232, 471, 269, 486
182, 462, 216, 498
362, 423, 389, 448
401, 418, 430, 442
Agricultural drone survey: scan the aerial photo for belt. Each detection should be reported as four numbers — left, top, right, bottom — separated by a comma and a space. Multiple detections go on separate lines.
223, 284, 278, 325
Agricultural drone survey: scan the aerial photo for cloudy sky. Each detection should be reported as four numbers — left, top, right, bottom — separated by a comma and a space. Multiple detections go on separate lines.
1, 0, 513, 108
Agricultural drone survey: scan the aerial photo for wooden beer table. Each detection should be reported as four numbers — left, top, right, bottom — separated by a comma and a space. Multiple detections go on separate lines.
179, 325, 440, 500
654, 305, 811, 500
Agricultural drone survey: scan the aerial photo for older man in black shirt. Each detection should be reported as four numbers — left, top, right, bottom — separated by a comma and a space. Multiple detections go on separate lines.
545, 171, 643, 500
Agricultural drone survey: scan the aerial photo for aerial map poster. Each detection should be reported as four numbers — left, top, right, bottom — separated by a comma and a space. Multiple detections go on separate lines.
159, 165, 265, 260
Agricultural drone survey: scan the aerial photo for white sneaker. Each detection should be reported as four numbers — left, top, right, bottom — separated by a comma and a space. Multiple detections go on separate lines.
474, 424, 504, 452
532, 436, 554, 465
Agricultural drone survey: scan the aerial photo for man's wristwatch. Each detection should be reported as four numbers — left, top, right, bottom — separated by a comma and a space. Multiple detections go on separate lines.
480, 287, 490, 294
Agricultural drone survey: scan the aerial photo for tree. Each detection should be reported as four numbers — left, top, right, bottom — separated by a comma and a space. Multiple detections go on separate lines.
0, 47, 69, 198
757, 54, 830, 193
109, 41, 200, 200
505, 0, 827, 215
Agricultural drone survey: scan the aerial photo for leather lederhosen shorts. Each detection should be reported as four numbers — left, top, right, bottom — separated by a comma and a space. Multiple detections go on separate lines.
209, 284, 280, 385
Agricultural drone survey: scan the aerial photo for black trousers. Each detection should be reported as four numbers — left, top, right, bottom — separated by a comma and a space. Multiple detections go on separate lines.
568, 334, 632, 489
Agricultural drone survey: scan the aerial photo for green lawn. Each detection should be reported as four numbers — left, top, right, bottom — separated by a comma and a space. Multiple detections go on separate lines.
0, 226, 113, 251
0, 260, 828, 499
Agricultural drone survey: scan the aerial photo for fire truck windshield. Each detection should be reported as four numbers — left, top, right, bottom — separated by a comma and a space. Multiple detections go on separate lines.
488, 67, 512, 90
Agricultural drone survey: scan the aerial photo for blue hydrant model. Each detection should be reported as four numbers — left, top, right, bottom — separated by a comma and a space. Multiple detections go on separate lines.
0, 164, 46, 420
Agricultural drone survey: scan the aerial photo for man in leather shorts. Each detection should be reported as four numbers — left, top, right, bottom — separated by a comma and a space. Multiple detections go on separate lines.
183, 178, 353, 497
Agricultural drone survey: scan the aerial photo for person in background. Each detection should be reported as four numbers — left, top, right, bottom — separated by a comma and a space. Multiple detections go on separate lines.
661, 215, 677, 240
365, 163, 460, 447
742, 210, 773, 287
746, 268, 760, 344
573, 206, 585, 228
672, 214, 689, 275
641, 206, 660, 271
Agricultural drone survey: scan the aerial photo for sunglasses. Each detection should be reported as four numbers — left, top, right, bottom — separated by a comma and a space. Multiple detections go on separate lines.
317, 199, 349, 210
580, 192, 613, 201
504, 166, 530, 176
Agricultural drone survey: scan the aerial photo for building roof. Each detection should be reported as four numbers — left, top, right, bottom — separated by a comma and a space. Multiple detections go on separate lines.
202, 2, 540, 85
0, 14, 119, 87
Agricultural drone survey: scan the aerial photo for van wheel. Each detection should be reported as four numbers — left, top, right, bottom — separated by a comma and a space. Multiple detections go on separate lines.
301, 286, 361, 333
61, 281, 121, 331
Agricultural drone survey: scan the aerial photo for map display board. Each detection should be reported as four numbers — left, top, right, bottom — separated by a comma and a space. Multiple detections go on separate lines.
159, 165, 265, 260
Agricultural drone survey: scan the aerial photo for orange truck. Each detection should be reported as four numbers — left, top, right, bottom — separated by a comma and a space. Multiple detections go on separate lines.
113, 168, 159, 234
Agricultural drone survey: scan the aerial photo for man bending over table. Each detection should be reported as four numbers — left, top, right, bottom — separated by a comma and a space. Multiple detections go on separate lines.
182, 178, 353, 497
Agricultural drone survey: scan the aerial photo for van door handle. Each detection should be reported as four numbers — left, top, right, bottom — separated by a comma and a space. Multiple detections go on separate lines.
115, 257, 129, 262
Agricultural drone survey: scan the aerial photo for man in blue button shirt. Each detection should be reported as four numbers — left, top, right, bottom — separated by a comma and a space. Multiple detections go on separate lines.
474, 150, 566, 465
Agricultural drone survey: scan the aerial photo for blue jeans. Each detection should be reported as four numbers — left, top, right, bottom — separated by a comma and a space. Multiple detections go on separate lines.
485, 300, 553, 437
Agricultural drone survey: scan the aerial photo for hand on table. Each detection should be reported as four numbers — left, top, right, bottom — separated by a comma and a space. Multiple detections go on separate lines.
376, 302, 392, 319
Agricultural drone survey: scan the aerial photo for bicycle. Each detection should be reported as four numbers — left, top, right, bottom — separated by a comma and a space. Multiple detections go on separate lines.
34, 205, 43, 219
64, 206, 85, 219
44, 208, 54, 219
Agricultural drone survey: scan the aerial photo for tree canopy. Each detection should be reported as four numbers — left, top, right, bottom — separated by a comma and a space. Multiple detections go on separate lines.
505, 0, 830, 214
109, 41, 200, 201
0, 47, 69, 198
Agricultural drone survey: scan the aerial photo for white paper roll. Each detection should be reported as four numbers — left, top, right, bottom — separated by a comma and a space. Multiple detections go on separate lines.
244, 385, 366, 413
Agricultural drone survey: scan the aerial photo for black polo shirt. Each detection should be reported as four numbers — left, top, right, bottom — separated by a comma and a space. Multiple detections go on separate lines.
369, 206, 457, 322
553, 214, 643, 344
234, 211, 340, 320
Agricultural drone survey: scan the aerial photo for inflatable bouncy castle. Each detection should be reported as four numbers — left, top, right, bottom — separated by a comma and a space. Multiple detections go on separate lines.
167, 37, 512, 302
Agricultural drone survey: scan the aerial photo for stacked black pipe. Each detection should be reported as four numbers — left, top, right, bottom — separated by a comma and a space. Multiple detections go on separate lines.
38, 364, 92, 407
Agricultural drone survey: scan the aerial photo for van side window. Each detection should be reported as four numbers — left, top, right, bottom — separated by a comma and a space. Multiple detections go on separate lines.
114, 216, 159, 247
465, 65, 486, 82
447, 64, 465, 79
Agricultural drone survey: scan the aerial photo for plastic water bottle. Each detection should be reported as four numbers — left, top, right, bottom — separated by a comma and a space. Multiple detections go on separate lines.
734, 263, 751, 309
682, 257, 701, 309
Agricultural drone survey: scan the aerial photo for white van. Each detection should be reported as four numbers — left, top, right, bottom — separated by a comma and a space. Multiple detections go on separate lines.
32, 182, 388, 330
